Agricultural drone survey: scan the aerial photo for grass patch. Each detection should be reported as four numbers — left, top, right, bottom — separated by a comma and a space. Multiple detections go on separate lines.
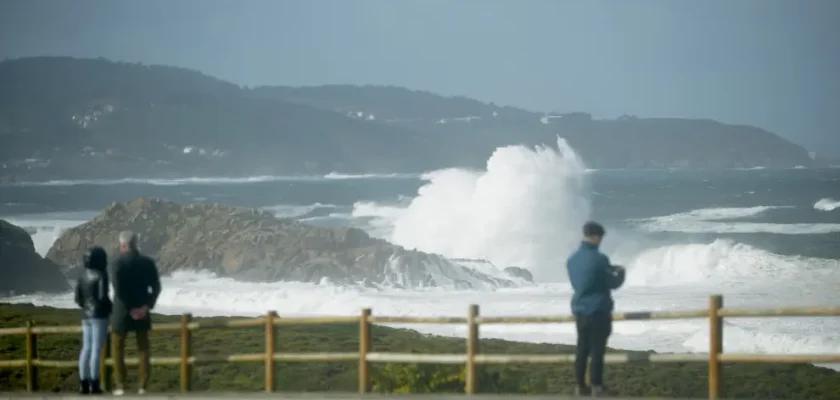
0, 303, 838, 398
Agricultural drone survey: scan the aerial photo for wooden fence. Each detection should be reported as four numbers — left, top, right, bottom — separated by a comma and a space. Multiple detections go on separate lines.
0, 295, 839, 400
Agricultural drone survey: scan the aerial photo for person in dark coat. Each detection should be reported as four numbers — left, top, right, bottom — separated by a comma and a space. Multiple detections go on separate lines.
566, 221, 625, 397
74, 246, 112, 395
109, 231, 161, 395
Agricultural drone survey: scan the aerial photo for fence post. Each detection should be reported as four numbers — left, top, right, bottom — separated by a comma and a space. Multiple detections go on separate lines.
709, 295, 723, 400
25, 320, 38, 392
358, 308, 372, 394
465, 304, 480, 395
265, 311, 277, 392
99, 328, 112, 392
179, 313, 193, 392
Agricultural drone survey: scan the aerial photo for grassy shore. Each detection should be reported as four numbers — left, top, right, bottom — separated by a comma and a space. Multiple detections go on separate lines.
0, 303, 838, 398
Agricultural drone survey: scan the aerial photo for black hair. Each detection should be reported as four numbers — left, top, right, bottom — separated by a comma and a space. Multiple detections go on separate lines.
583, 221, 606, 238
83, 246, 108, 271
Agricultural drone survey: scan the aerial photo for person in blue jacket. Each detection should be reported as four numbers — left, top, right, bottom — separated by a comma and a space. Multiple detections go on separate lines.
566, 221, 625, 396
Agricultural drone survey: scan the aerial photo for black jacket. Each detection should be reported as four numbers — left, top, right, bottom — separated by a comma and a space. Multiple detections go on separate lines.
110, 250, 161, 334
74, 247, 113, 319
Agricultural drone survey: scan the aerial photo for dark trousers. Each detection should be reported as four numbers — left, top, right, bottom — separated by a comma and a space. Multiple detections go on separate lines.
574, 311, 612, 387
111, 330, 151, 390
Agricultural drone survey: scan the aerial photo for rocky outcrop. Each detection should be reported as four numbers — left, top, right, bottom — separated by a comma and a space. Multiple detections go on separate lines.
449, 259, 535, 284
46, 198, 522, 289
504, 267, 534, 283
0, 219, 70, 296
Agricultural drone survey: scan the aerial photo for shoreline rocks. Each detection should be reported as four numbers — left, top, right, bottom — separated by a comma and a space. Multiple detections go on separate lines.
503, 266, 534, 283
0, 219, 71, 296
46, 198, 524, 289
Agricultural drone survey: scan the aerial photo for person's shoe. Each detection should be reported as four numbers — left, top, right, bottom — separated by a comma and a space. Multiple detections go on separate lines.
137, 388, 147, 395
89, 379, 103, 394
78, 379, 90, 394
112, 387, 125, 396
575, 385, 592, 396
591, 385, 616, 397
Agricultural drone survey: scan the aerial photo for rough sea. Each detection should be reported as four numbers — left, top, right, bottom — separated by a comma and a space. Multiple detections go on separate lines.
1, 140, 839, 369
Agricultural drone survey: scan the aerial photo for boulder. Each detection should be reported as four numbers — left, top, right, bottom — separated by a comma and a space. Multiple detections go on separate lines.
504, 266, 534, 283
0, 219, 71, 296
46, 198, 520, 289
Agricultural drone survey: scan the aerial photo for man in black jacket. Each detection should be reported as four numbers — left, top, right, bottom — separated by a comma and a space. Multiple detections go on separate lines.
74, 246, 112, 395
109, 231, 161, 396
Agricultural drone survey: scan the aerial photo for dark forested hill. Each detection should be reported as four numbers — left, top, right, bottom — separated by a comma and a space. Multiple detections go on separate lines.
0, 57, 819, 182
252, 85, 819, 170
249, 85, 537, 122
0, 57, 445, 181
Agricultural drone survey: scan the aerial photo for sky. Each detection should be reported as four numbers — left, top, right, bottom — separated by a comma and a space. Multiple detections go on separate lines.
1, 0, 838, 154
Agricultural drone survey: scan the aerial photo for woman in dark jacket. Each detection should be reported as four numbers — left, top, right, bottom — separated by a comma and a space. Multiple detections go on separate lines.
73, 246, 112, 394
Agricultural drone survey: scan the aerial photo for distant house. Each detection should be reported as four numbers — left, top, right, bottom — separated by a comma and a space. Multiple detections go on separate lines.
540, 115, 564, 124
452, 116, 480, 122
541, 112, 592, 124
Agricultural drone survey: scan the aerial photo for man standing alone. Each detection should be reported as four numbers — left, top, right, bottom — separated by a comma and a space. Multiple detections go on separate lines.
566, 221, 625, 397
110, 231, 161, 395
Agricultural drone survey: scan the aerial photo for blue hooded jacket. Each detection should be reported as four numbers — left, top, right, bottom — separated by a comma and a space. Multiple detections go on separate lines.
566, 241, 625, 315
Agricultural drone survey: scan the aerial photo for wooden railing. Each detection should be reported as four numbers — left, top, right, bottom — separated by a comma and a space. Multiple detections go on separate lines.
0, 295, 838, 399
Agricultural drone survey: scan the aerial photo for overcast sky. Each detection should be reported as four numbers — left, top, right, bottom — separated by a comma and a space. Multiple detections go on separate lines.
1, 0, 838, 153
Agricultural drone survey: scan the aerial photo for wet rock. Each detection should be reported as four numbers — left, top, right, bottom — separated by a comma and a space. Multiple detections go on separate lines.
504, 266, 534, 283
47, 198, 520, 289
0, 219, 71, 295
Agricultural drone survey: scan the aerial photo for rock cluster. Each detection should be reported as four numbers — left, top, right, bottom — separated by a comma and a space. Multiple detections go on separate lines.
0, 219, 70, 296
503, 267, 534, 283
47, 198, 526, 289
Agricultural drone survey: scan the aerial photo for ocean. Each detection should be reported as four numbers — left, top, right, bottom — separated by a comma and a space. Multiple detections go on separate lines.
1, 140, 839, 369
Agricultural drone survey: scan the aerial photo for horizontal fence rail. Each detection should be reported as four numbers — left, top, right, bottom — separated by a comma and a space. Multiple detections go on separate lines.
0, 295, 838, 399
